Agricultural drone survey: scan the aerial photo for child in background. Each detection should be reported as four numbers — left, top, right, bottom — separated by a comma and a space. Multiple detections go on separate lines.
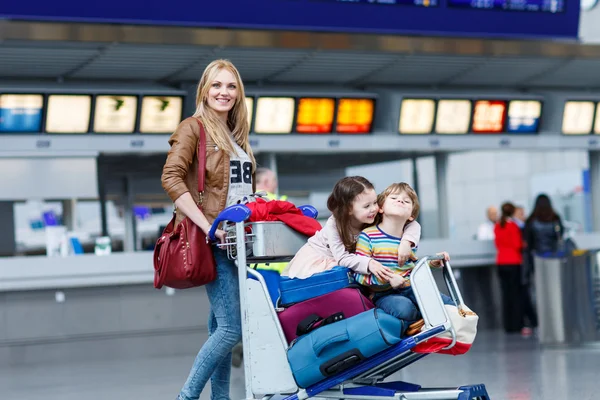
354, 182, 453, 331
281, 176, 421, 281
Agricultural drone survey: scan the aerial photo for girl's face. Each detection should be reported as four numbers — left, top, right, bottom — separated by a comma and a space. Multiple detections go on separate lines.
349, 188, 378, 227
380, 190, 414, 220
207, 68, 238, 119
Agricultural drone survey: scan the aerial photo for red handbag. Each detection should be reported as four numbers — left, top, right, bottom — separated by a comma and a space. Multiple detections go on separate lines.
153, 119, 217, 289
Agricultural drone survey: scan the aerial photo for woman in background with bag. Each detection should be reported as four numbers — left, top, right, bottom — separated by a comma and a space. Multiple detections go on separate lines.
524, 193, 565, 256
161, 59, 256, 400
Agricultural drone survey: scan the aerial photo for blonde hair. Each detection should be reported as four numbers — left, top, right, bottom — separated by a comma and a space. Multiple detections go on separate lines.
192, 59, 255, 170
375, 182, 420, 225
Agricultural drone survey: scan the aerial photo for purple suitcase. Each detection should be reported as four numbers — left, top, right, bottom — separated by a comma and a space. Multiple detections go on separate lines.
277, 287, 374, 344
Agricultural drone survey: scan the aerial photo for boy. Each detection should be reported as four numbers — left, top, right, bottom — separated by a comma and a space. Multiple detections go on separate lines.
354, 182, 453, 330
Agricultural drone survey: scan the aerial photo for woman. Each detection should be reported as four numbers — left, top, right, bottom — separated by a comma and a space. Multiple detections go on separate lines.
524, 194, 564, 256
161, 59, 255, 400
494, 202, 524, 334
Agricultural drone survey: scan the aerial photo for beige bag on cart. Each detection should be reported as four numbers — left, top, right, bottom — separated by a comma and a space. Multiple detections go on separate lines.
413, 304, 479, 355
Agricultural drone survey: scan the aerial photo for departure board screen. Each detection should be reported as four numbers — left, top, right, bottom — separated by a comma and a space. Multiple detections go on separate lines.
254, 97, 295, 134
562, 101, 594, 135
472, 100, 506, 133
139, 96, 183, 133
93, 95, 138, 133
0, 0, 579, 39
0, 94, 43, 133
245, 97, 254, 128
316, 0, 438, 7
594, 103, 600, 135
448, 0, 563, 13
435, 99, 471, 134
399, 99, 435, 134
507, 100, 542, 133
46, 95, 91, 133
296, 98, 335, 134
336, 98, 374, 134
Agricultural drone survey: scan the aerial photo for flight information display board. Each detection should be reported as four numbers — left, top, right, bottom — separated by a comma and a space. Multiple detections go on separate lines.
0, 0, 580, 39
435, 99, 471, 134
139, 96, 182, 133
254, 97, 295, 134
296, 98, 335, 134
449, 0, 563, 13
595, 104, 600, 135
472, 100, 507, 133
336, 98, 374, 134
506, 100, 542, 133
46, 95, 91, 133
245, 97, 254, 128
93, 95, 138, 133
317, 0, 437, 7
562, 101, 595, 135
0, 94, 43, 133
399, 99, 435, 134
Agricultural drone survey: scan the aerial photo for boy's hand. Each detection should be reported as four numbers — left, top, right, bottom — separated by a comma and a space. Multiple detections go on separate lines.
390, 274, 408, 289
397, 240, 413, 265
430, 251, 450, 267
368, 260, 394, 282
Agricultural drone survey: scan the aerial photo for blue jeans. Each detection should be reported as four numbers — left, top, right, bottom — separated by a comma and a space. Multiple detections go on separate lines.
375, 286, 455, 325
178, 248, 242, 400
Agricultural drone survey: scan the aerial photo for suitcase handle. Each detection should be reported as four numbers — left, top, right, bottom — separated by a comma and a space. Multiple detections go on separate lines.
314, 331, 350, 356
297, 312, 345, 336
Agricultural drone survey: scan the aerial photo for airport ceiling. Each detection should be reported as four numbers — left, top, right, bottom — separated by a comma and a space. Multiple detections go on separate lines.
2, 21, 600, 89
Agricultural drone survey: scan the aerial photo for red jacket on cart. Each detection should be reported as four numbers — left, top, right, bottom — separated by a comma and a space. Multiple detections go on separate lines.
246, 198, 322, 237
494, 219, 523, 265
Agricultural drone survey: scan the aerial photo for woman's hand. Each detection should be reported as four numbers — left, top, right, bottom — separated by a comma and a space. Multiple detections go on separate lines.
368, 259, 394, 282
213, 229, 227, 244
430, 251, 450, 267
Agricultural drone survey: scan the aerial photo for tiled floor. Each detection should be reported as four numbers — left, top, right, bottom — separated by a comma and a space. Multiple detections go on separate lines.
1, 331, 599, 400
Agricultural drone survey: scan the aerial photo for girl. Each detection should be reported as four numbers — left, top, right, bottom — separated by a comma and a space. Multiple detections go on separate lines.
281, 176, 421, 282
494, 202, 525, 334
161, 59, 255, 400
524, 194, 565, 255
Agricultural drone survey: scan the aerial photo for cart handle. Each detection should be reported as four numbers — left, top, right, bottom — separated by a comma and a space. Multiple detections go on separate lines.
298, 205, 318, 219
208, 204, 252, 242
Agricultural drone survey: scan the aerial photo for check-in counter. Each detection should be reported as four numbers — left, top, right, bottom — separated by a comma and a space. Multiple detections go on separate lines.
0, 233, 597, 366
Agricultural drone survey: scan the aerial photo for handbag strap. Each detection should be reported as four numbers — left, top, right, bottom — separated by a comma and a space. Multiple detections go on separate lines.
196, 119, 207, 204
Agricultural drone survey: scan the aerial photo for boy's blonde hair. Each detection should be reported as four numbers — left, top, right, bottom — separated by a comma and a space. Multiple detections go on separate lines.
375, 182, 420, 225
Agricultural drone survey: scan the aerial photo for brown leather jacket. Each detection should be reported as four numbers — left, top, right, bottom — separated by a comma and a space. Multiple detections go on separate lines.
161, 117, 255, 227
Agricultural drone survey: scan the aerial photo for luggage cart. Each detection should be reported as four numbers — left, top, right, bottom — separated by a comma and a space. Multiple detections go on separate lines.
209, 204, 490, 400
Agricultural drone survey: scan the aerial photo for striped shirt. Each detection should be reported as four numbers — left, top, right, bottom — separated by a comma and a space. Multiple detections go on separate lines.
354, 225, 418, 291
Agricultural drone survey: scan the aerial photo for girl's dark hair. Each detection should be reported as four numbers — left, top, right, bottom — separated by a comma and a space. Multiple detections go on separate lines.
500, 202, 516, 228
327, 176, 375, 252
527, 194, 559, 223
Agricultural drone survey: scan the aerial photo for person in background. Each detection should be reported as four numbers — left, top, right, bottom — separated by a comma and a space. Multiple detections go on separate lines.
513, 204, 537, 337
255, 167, 288, 201
161, 59, 256, 400
513, 206, 526, 229
493, 202, 524, 334
524, 194, 564, 256
231, 166, 287, 368
476, 206, 498, 240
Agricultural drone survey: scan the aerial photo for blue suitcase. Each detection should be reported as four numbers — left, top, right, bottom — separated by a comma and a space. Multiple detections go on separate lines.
286, 308, 404, 388
278, 266, 354, 306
